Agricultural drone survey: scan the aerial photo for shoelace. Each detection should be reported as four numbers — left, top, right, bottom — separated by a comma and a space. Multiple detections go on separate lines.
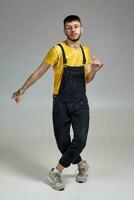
75, 167, 85, 175
54, 173, 62, 183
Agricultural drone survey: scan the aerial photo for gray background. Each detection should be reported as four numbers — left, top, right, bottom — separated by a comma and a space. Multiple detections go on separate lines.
0, 0, 134, 199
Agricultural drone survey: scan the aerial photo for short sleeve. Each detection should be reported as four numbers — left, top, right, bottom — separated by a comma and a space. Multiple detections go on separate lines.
84, 47, 92, 76
86, 47, 91, 65
43, 46, 59, 66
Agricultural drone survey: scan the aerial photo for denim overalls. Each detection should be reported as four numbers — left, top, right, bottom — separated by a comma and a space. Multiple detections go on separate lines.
52, 44, 90, 168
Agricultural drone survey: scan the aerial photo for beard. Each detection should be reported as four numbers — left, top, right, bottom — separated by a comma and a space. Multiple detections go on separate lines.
66, 33, 81, 42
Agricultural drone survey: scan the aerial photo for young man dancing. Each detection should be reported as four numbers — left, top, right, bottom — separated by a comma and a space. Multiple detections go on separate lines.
12, 15, 103, 191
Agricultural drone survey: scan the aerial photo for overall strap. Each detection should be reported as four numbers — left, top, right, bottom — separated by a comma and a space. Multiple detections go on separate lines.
80, 45, 86, 64
58, 43, 86, 65
58, 44, 67, 64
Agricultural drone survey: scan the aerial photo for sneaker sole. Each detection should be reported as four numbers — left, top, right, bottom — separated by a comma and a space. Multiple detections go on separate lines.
76, 179, 88, 183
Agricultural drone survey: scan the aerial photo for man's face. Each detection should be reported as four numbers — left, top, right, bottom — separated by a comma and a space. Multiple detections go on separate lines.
64, 21, 83, 42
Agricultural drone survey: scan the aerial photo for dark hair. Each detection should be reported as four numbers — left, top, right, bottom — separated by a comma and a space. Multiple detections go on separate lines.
63, 15, 81, 26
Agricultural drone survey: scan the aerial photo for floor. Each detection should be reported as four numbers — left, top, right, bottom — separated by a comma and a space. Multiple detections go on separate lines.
0, 101, 134, 200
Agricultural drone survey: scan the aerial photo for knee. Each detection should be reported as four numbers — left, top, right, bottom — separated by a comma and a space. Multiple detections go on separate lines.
57, 141, 69, 154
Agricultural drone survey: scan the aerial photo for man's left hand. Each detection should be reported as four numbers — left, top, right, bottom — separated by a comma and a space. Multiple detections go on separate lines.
91, 56, 103, 72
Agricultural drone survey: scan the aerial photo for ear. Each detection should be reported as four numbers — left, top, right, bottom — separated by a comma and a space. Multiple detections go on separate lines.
64, 29, 67, 35
81, 26, 83, 33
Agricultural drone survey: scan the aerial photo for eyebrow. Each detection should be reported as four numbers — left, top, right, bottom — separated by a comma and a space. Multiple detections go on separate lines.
65, 24, 81, 27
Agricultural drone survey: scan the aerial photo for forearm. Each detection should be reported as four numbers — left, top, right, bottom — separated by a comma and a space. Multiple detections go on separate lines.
86, 56, 103, 84
85, 70, 96, 84
20, 71, 43, 92
19, 61, 50, 93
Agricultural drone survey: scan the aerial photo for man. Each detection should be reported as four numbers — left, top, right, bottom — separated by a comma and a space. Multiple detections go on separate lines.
12, 15, 103, 191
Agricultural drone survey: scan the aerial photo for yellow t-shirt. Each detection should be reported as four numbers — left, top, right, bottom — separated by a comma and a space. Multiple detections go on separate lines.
44, 41, 91, 95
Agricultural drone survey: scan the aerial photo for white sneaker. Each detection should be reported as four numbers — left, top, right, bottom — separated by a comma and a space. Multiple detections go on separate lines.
48, 168, 65, 191
76, 160, 89, 183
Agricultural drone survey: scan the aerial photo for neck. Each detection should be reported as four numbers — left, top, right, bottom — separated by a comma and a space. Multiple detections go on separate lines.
65, 39, 80, 49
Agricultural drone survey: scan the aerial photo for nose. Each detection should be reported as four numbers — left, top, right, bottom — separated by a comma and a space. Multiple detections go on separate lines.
71, 27, 75, 32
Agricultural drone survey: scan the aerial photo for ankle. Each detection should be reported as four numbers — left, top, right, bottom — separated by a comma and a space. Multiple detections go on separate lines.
53, 168, 62, 174
78, 160, 86, 168
56, 163, 64, 173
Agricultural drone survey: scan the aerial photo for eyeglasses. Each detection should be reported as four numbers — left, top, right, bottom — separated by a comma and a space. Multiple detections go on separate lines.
65, 25, 81, 30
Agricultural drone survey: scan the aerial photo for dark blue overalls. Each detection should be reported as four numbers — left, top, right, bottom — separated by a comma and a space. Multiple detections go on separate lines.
52, 44, 90, 168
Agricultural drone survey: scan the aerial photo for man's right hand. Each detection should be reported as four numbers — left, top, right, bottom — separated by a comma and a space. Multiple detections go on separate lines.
11, 89, 24, 104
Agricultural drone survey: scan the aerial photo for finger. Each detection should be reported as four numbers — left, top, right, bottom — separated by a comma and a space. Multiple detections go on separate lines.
92, 56, 97, 61
92, 61, 100, 66
95, 60, 100, 65
16, 96, 22, 103
11, 94, 16, 99
15, 98, 20, 104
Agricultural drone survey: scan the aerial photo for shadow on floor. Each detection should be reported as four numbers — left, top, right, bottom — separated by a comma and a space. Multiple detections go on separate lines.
0, 142, 50, 186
